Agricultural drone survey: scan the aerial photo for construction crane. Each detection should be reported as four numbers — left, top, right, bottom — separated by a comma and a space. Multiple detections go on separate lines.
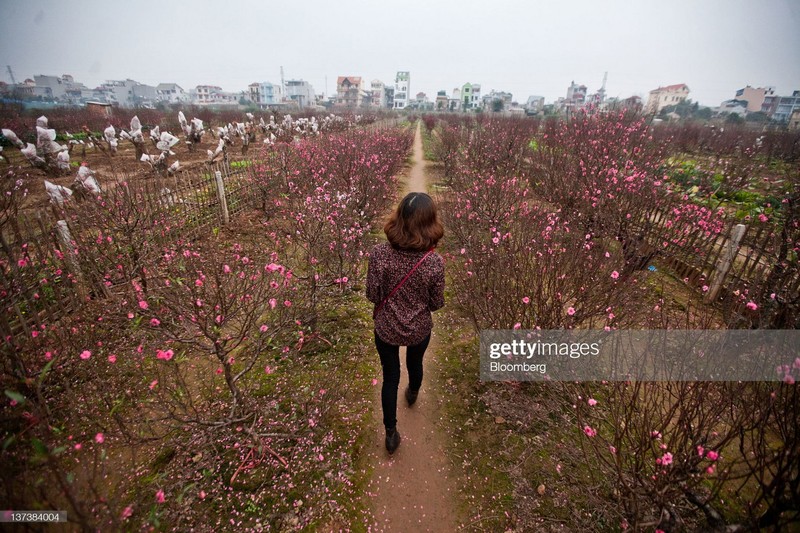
7, 65, 17, 85
597, 71, 608, 103
280, 66, 285, 102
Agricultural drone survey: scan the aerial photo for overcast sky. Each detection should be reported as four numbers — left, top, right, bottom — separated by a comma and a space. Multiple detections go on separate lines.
1, 0, 798, 107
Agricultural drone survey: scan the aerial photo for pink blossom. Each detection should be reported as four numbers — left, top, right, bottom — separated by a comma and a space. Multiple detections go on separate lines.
567, 307, 576, 316
269, 298, 277, 309
215, 368, 223, 375
80, 350, 91, 360
120, 506, 133, 519
783, 374, 795, 385
609, 445, 617, 454
697, 445, 705, 457
610, 271, 619, 279
149, 380, 158, 390
199, 491, 206, 500
513, 323, 521, 330
284, 300, 292, 307
660, 452, 673, 466
195, 279, 203, 287
74, 443, 82, 450
155, 489, 165, 503
706, 465, 715, 475
371, 378, 378, 386
150, 318, 160, 327
265, 366, 274, 374
138, 300, 148, 310
156, 349, 174, 361
746, 301, 758, 310
223, 264, 231, 273
95, 433, 104, 444
583, 425, 597, 437
260, 325, 268, 332
522, 296, 530, 304
706, 450, 719, 461
588, 398, 598, 406
108, 355, 117, 363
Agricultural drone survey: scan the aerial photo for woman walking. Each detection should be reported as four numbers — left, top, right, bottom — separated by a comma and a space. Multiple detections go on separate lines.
367, 192, 445, 454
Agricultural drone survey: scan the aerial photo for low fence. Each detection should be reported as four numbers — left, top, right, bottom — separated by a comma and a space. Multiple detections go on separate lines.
634, 203, 798, 326
0, 159, 264, 340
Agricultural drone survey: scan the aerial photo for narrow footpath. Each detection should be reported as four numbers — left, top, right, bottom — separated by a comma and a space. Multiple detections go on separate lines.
364, 123, 461, 532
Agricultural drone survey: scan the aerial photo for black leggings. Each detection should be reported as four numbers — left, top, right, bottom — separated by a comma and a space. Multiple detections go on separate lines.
374, 331, 431, 430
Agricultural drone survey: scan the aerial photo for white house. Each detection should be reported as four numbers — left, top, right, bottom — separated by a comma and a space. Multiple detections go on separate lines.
394, 71, 411, 110
646, 84, 690, 114
156, 83, 188, 104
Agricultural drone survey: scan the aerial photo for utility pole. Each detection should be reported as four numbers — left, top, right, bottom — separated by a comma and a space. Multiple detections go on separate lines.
7, 65, 17, 85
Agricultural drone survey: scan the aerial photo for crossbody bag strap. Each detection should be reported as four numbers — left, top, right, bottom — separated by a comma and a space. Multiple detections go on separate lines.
374, 249, 434, 318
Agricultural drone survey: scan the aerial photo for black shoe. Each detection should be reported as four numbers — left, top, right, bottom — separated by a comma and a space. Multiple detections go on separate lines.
385, 427, 401, 454
405, 387, 419, 406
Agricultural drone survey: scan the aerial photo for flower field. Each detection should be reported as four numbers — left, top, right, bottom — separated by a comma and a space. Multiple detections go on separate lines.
1, 104, 799, 530
427, 111, 799, 531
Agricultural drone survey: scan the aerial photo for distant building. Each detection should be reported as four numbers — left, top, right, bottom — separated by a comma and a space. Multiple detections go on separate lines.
646, 83, 690, 115
562, 81, 587, 114
33, 75, 69, 99
412, 92, 433, 111
789, 109, 800, 130
132, 83, 157, 106
449, 87, 461, 111
771, 90, 800, 123
156, 83, 188, 104
524, 95, 545, 114
394, 71, 411, 110
435, 90, 449, 111
370, 80, 386, 108
32, 74, 92, 103
384, 85, 395, 109
336, 76, 364, 108
192, 85, 223, 104
248, 81, 280, 107
734, 86, 774, 113
483, 90, 513, 111
718, 99, 748, 116
97, 79, 142, 107
191, 85, 239, 107
461, 82, 481, 111
618, 95, 643, 113
285, 79, 315, 108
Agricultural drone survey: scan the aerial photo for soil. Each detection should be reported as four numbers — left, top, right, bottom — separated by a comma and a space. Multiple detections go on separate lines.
363, 123, 462, 532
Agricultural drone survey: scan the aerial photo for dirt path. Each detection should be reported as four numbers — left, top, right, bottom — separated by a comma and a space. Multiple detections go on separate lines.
363, 122, 461, 532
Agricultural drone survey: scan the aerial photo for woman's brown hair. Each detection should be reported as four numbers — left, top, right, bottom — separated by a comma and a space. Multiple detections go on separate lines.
384, 192, 444, 251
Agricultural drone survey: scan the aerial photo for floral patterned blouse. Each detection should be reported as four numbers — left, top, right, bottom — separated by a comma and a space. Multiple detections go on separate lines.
366, 242, 445, 346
